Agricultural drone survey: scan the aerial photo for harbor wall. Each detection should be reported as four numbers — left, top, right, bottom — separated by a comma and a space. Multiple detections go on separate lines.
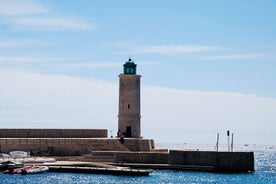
123, 139, 155, 151
115, 152, 169, 164
0, 129, 107, 138
0, 138, 154, 155
169, 150, 254, 172
111, 150, 254, 172
0, 138, 128, 155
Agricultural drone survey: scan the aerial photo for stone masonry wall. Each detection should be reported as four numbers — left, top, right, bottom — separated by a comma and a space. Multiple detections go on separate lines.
0, 129, 107, 138
0, 138, 127, 156
123, 138, 154, 151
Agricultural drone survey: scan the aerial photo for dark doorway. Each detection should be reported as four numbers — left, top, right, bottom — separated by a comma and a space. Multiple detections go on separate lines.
126, 126, 131, 137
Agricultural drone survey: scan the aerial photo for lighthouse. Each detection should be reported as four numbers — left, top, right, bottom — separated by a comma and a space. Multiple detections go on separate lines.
118, 58, 141, 138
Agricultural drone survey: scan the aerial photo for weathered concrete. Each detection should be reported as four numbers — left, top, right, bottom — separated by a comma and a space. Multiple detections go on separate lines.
115, 152, 169, 164
169, 150, 254, 172
0, 129, 107, 138
89, 150, 254, 172
48, 165, 152, 176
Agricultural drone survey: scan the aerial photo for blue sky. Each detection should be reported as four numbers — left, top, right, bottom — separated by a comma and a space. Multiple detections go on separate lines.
0, 0, 275, 145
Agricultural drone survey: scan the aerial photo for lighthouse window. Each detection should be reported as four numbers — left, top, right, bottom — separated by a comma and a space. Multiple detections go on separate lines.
130, 68, 134, 74
125, 68, 130, 74
128, 104, 130, 109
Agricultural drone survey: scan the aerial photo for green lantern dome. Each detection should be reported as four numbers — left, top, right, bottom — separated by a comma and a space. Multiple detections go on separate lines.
123, 58, 137, 74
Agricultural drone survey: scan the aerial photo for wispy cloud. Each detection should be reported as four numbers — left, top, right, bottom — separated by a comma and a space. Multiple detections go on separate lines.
51, 61, 156, 70
122, 45, 224, 55
0, 40, 45, 48
202, 54, 263, 60
0, 56, 123, 72
0, 0, 48, 16
64, 62, 121, 68
0, 0, 91, 30
0, 56, 77, 63
13, 16, 90, 30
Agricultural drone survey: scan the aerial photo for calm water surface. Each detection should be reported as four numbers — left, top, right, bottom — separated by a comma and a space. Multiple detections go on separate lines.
1, 144, 275, 184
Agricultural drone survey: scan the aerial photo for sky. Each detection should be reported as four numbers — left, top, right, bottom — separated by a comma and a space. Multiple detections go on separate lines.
0, 0, 275, 145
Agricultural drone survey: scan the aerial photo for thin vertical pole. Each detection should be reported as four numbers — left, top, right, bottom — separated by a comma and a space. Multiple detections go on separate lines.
231, 133, 234, 152
227, 130, 230, 152
215, 133, 219, 152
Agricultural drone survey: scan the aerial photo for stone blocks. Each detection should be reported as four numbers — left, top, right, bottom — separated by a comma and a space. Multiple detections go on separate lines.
0, 129, 107, 138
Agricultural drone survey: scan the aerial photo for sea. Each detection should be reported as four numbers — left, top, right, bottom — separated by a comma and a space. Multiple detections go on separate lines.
0, 144, 275, 184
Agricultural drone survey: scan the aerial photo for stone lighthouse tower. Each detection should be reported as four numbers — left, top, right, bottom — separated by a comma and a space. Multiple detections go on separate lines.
118, 58, 141, 138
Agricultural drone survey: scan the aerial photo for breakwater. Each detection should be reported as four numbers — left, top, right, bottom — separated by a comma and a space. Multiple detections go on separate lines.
169, 150, 254, 172
0, 129, 254, 173
89, 150, 254, 172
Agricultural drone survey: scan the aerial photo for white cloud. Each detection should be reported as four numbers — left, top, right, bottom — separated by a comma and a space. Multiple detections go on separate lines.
0, 0, 48, 16
0, 56, 123, 71
0, 69, 275, 144
142, 86, 276, 144
202, 54, 263, 60
0, 68, 118, 128
13, 16, 90, 30
123, 45, 224, 54
0, 40, 46, 48
62, 62, 121, 68
0, 0, 91, 30
0, 56, 76, 63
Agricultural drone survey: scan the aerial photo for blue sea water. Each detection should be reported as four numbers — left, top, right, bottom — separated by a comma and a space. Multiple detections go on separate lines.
0, 144, 275, 184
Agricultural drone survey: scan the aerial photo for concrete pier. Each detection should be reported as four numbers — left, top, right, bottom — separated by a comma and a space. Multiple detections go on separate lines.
44, 161, 153, 176
87, 150, 254, 173
169, 150, 254, 172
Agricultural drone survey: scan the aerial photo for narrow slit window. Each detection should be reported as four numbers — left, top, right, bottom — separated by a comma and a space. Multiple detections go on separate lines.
128, 104, 130, 109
